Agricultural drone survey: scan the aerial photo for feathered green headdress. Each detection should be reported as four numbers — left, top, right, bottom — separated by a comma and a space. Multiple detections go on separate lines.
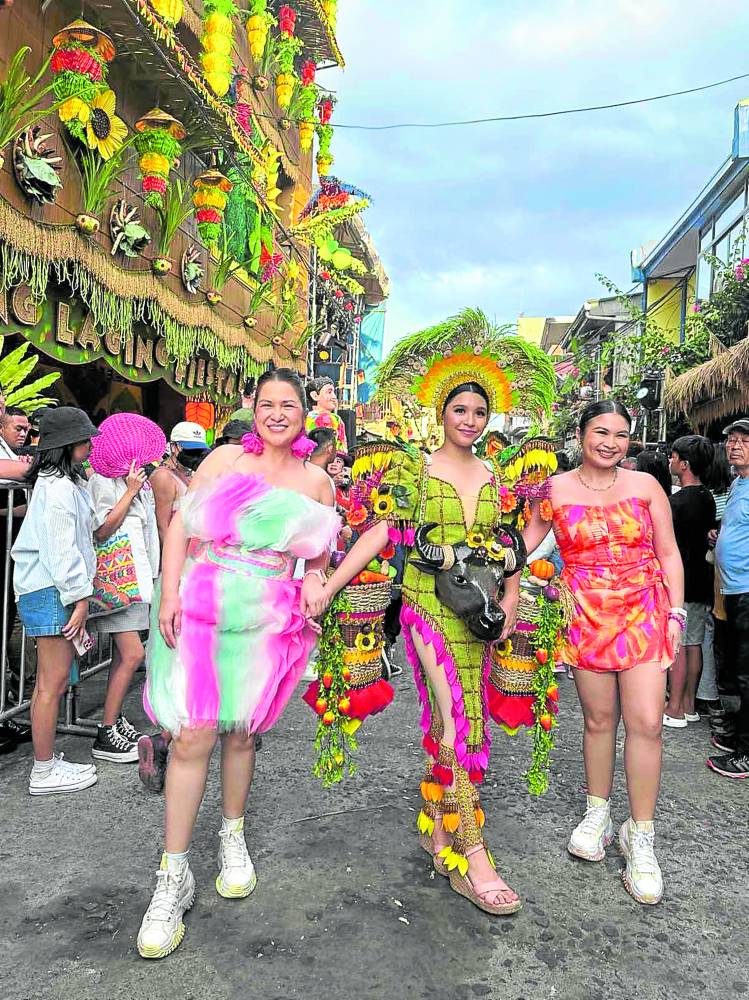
374, 307, 556, 428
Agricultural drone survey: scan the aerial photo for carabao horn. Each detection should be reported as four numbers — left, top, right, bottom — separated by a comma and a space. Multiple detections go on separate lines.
414, 523, 455, 571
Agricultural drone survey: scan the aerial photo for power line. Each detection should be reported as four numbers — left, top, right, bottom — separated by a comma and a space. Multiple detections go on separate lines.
256, 69, 749, 132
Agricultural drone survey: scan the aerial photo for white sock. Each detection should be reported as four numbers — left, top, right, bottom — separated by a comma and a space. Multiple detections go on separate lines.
162, 850, 189, 874
32, 757, 54, 776
587, 794, 609, 809
221, 816, 244, 834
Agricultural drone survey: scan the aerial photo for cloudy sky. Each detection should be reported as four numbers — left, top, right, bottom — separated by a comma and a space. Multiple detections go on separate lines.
324, 0, 749, 351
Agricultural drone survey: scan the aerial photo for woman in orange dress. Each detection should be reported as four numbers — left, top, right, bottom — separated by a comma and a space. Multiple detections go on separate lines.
550, 400, 684, 906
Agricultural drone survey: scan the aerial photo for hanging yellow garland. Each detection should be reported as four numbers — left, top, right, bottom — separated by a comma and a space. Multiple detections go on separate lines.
201, 0, 236, 97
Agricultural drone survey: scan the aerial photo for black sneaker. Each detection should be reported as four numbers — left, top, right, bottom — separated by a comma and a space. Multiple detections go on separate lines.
137, 733, 169, 792
92, 724, 139, 763
0, 719, 32, 743
706, 751, 749, 779
116, 714, 144, 743
711, 732, 736, 754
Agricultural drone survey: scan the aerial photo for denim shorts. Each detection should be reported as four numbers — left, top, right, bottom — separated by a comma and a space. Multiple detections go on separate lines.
17, 586, 72, 637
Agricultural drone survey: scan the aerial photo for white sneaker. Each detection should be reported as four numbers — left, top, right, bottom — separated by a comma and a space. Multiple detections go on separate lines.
619, 818, 663, 905
29, 755, 98, 796
55, 752, 96, 774
684, 712, 700, 723
137, 858, 196, 959
567, 795, 614, 861
216, 827, 257, 899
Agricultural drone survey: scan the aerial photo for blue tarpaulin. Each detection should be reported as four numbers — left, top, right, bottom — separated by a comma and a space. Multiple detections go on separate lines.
358, 308, 386, 403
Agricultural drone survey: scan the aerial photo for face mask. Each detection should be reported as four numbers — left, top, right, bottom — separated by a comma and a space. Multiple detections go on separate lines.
177, 449, 207, 473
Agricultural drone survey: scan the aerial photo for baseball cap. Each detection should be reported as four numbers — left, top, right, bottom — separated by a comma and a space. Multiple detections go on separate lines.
170, 420, 207, 450
723, 418, 749, 436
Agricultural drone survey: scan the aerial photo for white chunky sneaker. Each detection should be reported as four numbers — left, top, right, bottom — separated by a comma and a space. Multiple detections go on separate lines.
216, 827, 257, 899
567, 795, 615, 861
619, 818, 663, 905
137, 857, 195, 959
29, 755, 98, 796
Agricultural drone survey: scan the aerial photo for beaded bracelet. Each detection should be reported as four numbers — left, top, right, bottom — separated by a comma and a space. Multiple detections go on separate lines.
667, 612, 687, 631
669, 606, 687, 618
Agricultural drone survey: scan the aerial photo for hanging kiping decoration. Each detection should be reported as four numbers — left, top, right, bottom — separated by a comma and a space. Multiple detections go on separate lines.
149, 0, 184, 26
181, 245, 205, 295
185, 400, 215, 429
12, 127, 63, 205
134, 108, 186, 209
275, 6, 303, 111
315, 94, 336, 176
193, 168, 233, 248
232, 70, 258, 137
297, 60, 317, 152
110, 199, 151, 258
51, 20, 116, 142
246, 0, 274, 61
201, 0, 237, 97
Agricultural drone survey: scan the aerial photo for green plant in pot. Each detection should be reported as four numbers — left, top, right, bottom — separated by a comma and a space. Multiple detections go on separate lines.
73, 137, 134, 236
152, 178, 193, 275
0, 47, 59, 172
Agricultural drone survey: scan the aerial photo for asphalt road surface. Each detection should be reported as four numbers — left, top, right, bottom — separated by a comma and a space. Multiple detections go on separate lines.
0, 651, 746, 1000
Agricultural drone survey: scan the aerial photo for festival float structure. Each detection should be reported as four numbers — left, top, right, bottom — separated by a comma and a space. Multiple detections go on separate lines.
0, 0, 365, 432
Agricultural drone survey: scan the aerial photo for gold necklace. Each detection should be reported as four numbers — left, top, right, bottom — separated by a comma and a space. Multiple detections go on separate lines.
576, 466, 618, 493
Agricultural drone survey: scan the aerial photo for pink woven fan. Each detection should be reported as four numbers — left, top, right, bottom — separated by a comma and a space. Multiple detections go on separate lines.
89, 412, 167, 479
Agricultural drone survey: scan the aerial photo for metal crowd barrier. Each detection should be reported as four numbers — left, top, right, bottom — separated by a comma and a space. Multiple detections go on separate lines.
0, 484, 113, 738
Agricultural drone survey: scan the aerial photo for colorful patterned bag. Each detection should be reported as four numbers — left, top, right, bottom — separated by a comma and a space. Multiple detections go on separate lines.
90, 531, 142, 615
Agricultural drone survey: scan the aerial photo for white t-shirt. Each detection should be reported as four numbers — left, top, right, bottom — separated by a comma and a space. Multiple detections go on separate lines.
88, 474, 160, 604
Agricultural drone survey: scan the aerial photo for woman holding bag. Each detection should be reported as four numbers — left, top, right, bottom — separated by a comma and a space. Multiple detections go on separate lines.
12, 407, 100, 795
88, 413, 165, 763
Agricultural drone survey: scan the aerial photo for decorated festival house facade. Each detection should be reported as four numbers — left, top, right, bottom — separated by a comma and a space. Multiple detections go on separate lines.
0, 0, 377, 433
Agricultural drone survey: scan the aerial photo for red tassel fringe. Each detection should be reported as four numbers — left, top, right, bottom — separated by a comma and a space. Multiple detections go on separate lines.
302, 678, 393, 722
432, 763, 454, 786
422, 734, 440, 759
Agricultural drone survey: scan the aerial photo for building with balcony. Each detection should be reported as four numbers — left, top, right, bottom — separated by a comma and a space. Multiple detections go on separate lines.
0, 0, 375, 433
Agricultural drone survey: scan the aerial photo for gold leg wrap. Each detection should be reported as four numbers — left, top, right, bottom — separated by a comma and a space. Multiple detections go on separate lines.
452, 763, 484, 853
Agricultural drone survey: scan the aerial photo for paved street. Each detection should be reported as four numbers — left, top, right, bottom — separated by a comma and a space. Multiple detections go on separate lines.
0, 653, 747, 1000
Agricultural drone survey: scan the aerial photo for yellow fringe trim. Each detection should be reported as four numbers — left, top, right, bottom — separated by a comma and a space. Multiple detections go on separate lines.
0, 197, 274, 365
417, 810, 434, 836
442, 812, 460, 834
341, 719, 361, 736
437, 845, 469, 878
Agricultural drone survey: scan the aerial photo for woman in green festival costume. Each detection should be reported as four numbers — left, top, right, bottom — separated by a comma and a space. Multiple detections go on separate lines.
309, 310, 558, 917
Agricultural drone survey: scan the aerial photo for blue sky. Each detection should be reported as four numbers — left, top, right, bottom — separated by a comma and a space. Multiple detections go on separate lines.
324, 0, 749, 352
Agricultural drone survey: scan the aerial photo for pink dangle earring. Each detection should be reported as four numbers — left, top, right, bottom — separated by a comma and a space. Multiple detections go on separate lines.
242, 424, 264, 454
290, 430, 316, 459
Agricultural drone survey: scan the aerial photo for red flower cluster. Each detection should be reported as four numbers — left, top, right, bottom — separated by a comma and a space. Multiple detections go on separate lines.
334, 288, 344, 298
143, 176, 167, 195
278, 4, 296, 35
318, 98, 333, 124
318, 192, 348, 211
196, 208, 221, 225
51, 47, 103, 81
301, 60, 316, 86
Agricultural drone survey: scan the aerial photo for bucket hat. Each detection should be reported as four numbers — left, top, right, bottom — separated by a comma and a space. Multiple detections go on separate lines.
38, 407, 99, 451
89, 412, 167, 478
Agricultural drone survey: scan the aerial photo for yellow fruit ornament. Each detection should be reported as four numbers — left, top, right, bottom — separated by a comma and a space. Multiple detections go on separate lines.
246, 0, 274, 62
200, 0, 236, 97
275, 5, 303, 111
149, 0, 183, 25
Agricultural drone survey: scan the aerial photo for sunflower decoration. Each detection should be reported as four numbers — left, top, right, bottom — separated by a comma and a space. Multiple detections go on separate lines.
487, 538, 508, 563
354, 629, 377, 653
372, 491, 395, 518
85, 89, 127, 159
51, 20, 116, 142
466, 530, 486, 550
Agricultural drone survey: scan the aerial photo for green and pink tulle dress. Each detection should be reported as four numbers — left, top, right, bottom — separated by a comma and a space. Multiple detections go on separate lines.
144, 473, 340, 736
